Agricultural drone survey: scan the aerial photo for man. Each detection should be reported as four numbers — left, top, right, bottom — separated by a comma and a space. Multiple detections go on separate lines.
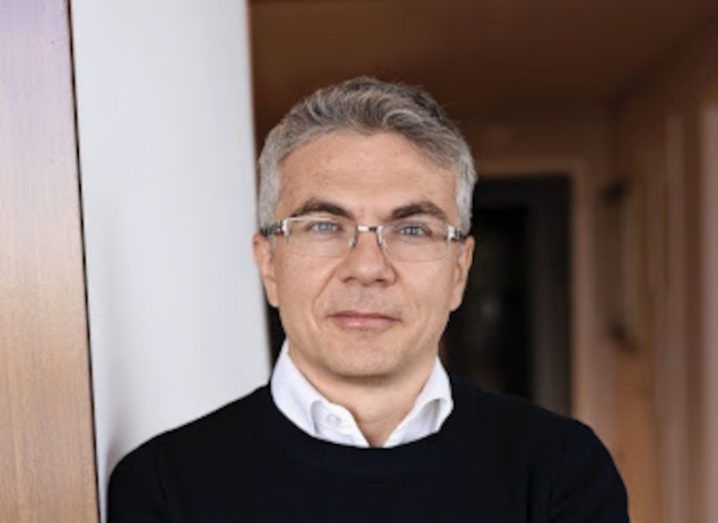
109, 77, 629, 522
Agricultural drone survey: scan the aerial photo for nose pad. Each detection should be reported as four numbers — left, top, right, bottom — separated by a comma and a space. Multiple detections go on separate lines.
375, 227, 387, 250
377, 234, 386, 250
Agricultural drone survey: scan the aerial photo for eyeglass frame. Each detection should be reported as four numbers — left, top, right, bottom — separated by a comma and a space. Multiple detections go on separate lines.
259, 215, 468, 261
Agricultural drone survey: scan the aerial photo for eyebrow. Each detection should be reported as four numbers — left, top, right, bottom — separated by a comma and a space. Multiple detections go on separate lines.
289, 197, 449, 223
289, 198, 354, 219
390, 200, 449, 223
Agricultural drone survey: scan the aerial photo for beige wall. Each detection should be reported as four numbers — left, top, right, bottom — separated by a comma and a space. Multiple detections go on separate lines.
613, 21, 718, 523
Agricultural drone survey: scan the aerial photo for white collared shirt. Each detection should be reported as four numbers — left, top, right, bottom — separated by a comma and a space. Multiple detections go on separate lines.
270, 341, 453, 448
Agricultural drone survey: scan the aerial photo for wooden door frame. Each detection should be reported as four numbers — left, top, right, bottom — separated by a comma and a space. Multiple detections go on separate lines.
480, 157, 615, 435
0, 1, 99, 520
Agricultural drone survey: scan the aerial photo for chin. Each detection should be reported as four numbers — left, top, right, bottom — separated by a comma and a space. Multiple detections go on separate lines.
320, 343, 406, 380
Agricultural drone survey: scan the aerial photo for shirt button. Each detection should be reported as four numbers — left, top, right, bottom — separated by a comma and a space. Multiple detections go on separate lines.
325, 413, 341, 427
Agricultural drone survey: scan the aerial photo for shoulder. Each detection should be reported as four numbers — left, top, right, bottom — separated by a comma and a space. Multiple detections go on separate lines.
450, 376, 628, 520
452, 374, 593, 442
450, 375, 618, 479
110, 384, 267, 485
108, 385, 270, 520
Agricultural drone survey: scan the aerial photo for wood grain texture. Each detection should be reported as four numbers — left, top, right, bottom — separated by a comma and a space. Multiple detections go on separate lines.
0, 0, 99, 521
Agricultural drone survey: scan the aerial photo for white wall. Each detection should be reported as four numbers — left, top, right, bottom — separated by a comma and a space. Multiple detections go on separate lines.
70, 1, 270, 519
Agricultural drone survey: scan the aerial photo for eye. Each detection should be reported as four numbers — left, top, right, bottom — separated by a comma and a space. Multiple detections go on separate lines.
306, 220, 342, 234
396, 223, 432, 237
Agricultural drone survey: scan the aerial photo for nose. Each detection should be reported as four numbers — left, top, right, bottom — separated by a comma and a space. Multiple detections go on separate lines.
336, 228, 396, 285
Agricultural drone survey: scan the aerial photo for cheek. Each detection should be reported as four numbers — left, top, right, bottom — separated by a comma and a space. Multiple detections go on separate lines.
403, 265, 456, 317
274, 255, 335, 316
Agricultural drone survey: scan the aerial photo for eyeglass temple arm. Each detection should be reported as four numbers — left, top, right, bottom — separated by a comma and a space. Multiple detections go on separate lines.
260, 221, 285, 237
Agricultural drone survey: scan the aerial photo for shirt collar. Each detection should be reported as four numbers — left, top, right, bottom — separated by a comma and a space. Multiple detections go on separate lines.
270, 340, 453, 447
270, 340, 326, 436
397, 355, 453, 433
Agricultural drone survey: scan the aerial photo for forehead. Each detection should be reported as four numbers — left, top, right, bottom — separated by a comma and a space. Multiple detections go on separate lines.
276, 131, 458, 220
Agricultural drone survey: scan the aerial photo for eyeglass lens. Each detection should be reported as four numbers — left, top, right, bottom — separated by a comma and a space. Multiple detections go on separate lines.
282, 217, 453, 261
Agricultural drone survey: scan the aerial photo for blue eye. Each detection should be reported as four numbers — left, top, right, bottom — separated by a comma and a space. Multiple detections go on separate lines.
398, 224, 431, 237
307, 220, 341, 234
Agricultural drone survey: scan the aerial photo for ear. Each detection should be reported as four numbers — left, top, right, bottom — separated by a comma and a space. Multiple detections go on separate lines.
449, 236, 475, 312
252, 232, 279, 308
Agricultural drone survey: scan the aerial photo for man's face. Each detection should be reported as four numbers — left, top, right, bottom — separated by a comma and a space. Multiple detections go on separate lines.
253, 131, 474, 385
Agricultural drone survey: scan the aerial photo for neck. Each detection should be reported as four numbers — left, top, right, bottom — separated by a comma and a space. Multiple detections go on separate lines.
288, 347, 436, 447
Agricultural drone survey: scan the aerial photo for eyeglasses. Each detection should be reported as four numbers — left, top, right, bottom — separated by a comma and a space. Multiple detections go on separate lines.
260, 215, 467, 262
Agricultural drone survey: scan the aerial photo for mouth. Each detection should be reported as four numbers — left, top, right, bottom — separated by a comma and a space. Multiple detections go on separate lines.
328, 310, 400, 330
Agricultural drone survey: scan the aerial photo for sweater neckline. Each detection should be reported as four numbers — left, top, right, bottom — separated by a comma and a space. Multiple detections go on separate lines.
253, 375, 478, 474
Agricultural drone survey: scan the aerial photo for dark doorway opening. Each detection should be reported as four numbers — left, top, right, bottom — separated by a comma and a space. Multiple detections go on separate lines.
443, 175, 572, 415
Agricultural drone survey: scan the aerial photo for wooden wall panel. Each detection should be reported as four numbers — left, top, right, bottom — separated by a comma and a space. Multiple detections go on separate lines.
613, 23, 718, 523
700, 102, 718, 523
0, 0, 99, 521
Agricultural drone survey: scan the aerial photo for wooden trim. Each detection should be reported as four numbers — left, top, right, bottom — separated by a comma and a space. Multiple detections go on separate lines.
700, 103, 718, 523
0, 1, 99, 521
654, 114, 692, 523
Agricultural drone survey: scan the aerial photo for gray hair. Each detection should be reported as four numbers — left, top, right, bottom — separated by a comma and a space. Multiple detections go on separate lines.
257, 77, 477, 233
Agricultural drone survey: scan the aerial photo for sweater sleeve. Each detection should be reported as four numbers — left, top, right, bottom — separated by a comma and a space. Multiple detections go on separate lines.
549, 421, 630, 523
107, 439, 171, 523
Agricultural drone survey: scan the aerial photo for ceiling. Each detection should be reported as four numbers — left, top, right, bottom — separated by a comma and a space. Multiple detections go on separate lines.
249, 0, 718, 136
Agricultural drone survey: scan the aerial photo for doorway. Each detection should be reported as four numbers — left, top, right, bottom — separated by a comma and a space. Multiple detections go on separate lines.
443, 175, 572, 415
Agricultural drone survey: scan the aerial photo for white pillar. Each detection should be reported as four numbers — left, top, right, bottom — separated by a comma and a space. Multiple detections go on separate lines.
70, 1, 270, 519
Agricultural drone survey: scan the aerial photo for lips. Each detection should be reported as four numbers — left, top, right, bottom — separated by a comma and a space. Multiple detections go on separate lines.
329, 310, 399, 330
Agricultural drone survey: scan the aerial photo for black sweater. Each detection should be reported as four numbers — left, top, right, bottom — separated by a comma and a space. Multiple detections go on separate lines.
108, 377, 629, 522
